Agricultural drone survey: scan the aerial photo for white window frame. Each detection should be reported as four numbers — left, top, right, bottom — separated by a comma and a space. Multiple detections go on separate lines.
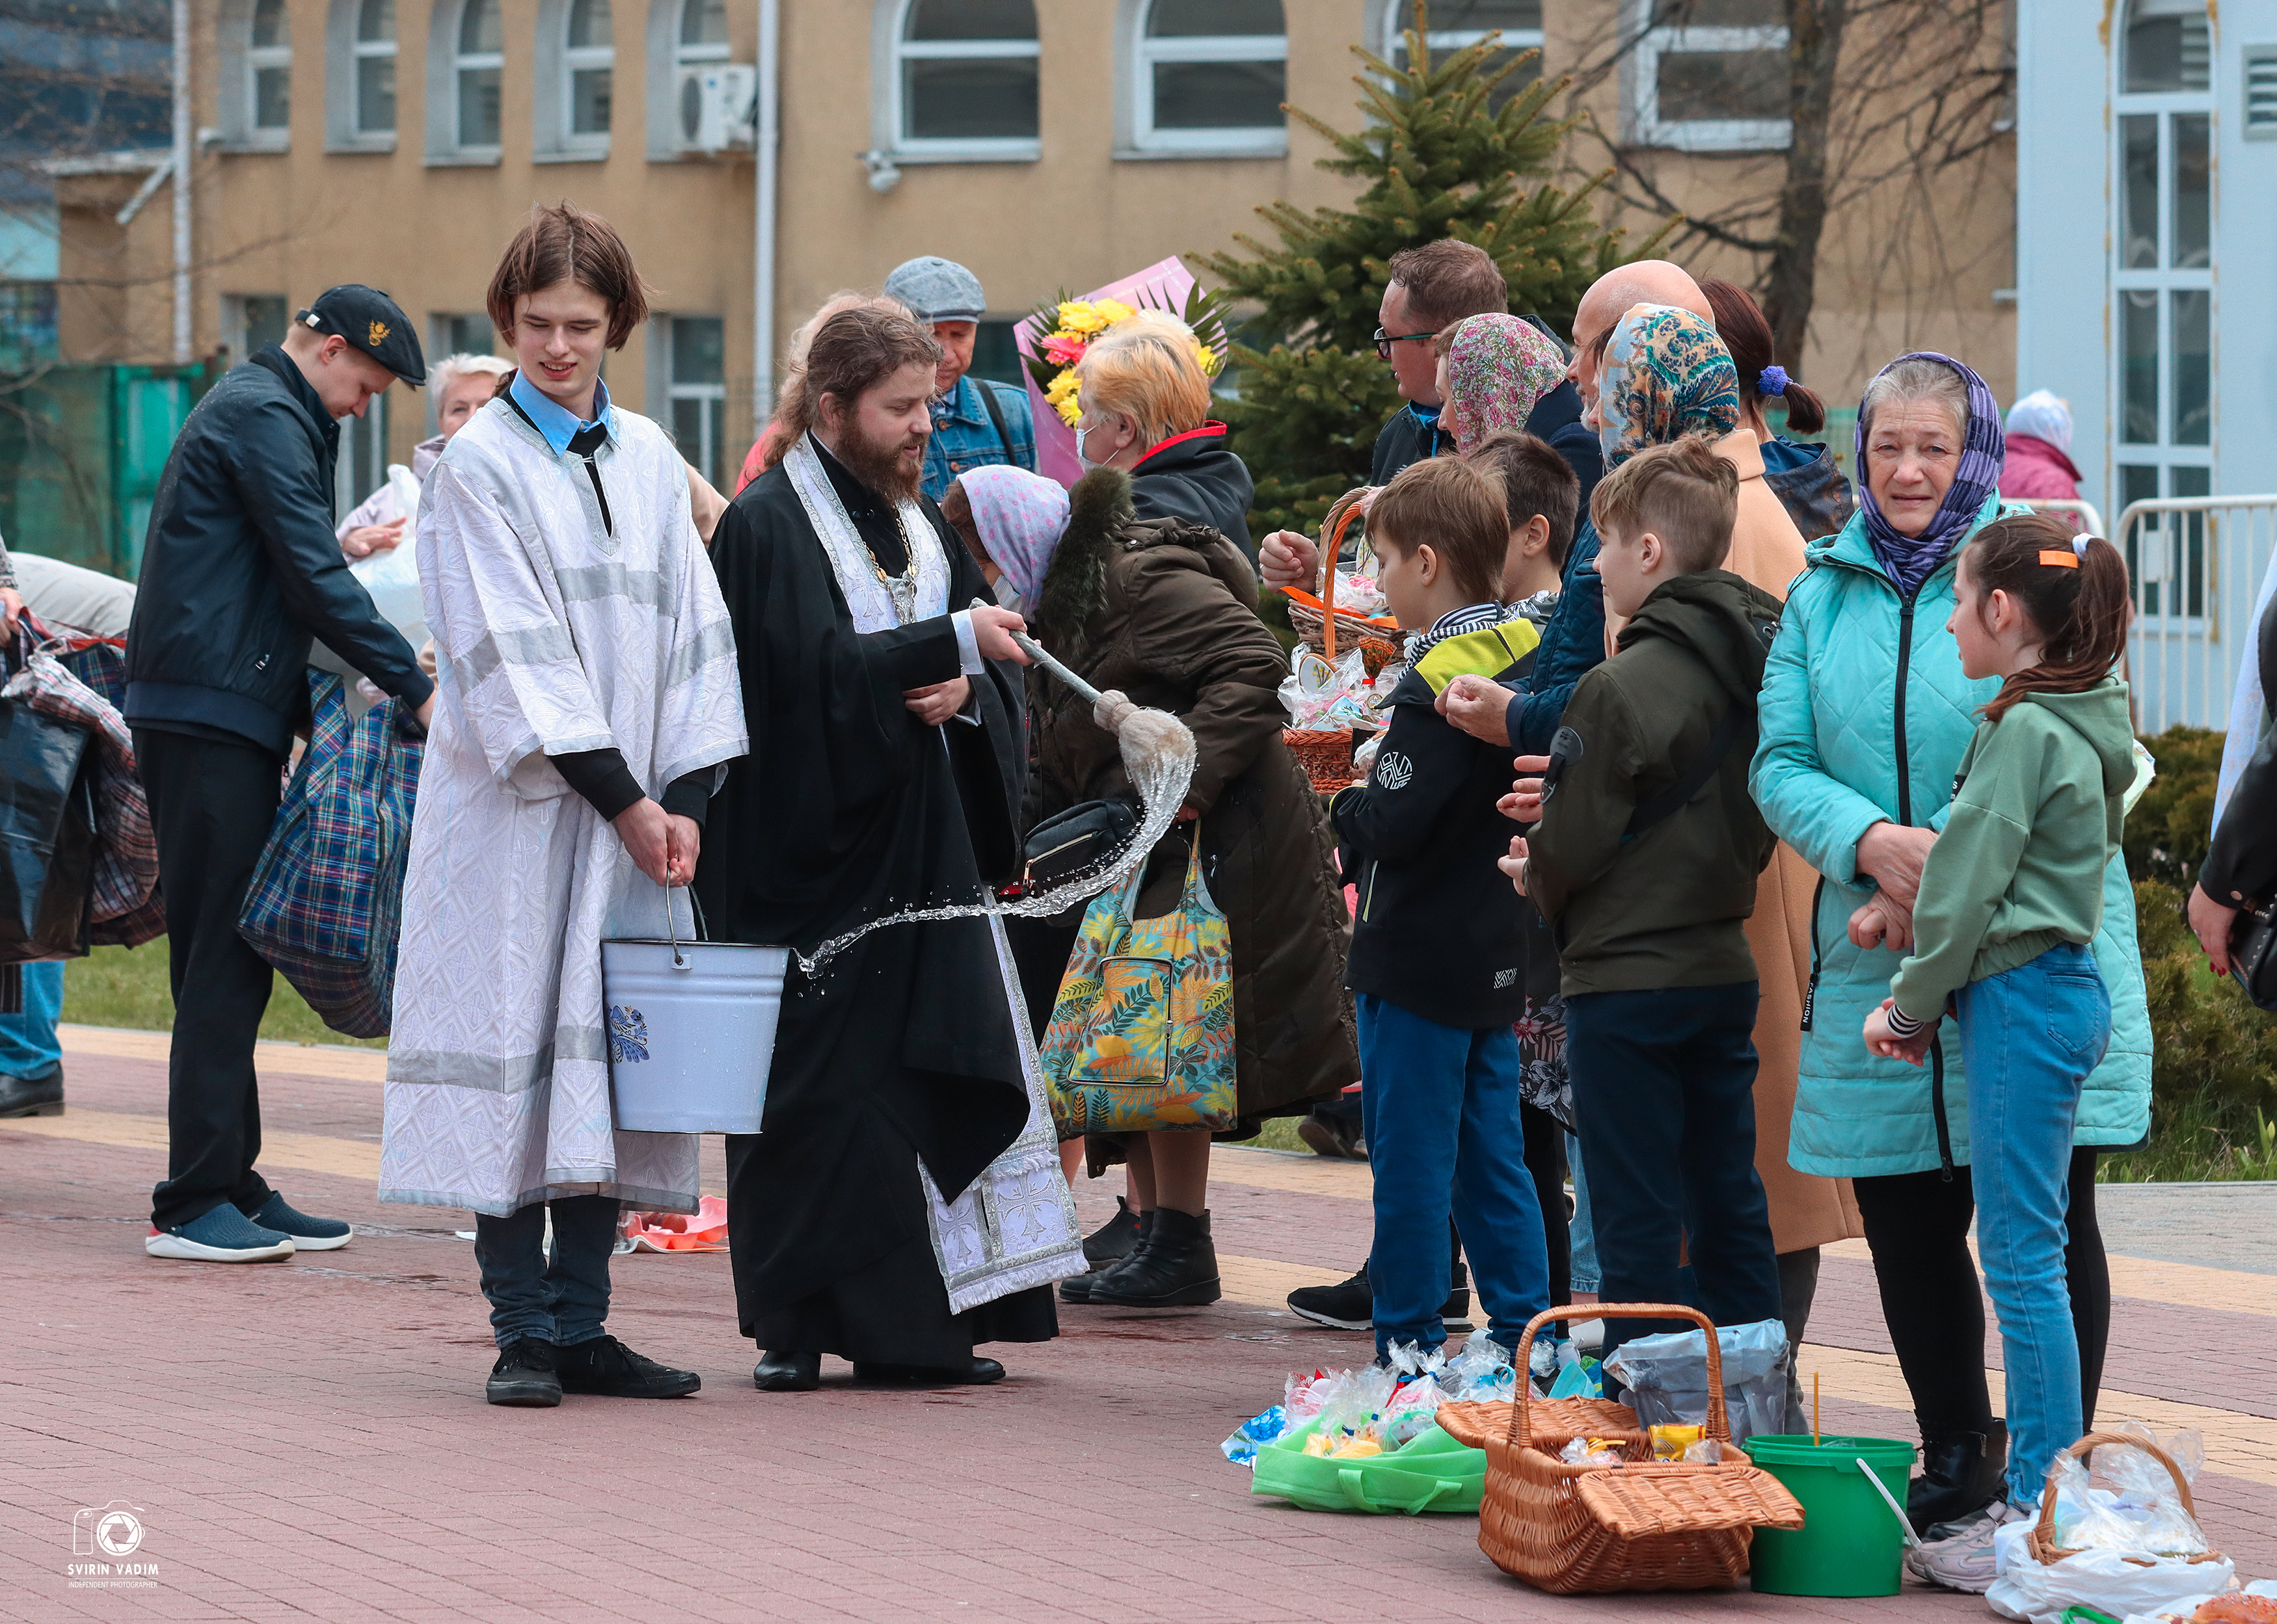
2246, 44, 2277, 140
336, 389, 390, 522
221, 292, 290, 363
1118, 0, 1288, 158
541, 0, 615, 157
426, 0, 504, 164
2112, 0, 2217, 628
1372, 1, 1545, 85
325, 0, 398, 151
647, 0, 733, 159
870, 0, 1041, 165
651, 313, 728, 488
1626, 9, 1791, 153
248, 0, 294, 143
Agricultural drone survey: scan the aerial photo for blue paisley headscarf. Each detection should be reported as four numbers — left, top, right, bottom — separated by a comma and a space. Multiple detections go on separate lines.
1595, 304, 1742, 468
1855, 351, 2005, 598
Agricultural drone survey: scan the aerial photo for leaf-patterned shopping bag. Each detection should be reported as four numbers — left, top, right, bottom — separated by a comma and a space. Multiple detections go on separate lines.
1039, 831, 1237, 1135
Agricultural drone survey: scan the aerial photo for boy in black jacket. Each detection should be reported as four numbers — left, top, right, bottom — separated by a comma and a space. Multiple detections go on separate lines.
1502, 437, 1785, 1367
1332, 455, 1553, 1361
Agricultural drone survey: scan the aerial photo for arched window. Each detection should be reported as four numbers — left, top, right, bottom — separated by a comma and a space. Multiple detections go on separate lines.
882, 0, 1040, 159
565, 0, 613, 139
249, 0, 292, 133
354, 0, 397, 133
1382, 0, 1543, 106
1127, 0, 1287, 155
455, 0, 503, 150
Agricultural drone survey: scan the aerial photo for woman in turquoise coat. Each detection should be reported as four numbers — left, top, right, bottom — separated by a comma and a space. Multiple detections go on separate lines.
1749, 354, 2151, 1539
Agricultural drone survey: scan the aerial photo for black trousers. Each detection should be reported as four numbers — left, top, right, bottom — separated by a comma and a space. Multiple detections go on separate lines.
1852, 1147, 2109, 1439
1565, 982, 1783, 1363
1520, 1100, 1570, 1307
136, 729, 281, 1229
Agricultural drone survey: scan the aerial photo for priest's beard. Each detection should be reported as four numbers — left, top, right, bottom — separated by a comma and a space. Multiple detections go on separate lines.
826, 418, 925, 505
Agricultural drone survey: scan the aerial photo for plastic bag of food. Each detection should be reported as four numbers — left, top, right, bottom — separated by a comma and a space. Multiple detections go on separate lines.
2045, 1432, 2211, 1560
1559, 1436, 1624, 1467
1443, 1331, 1517, 1402
1311, 1363, 1397, 1451
1600, 1318, 1790, 1445
1278, 646, 1377, 730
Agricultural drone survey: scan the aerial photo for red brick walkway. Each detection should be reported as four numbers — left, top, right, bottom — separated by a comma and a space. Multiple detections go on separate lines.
3, 1029, 2270, 1623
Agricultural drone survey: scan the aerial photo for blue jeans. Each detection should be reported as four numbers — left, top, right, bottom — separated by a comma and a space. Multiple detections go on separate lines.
473, 1194, 619, 1350
1958, 942, 2109, 1505
1566, 1132, 1599, 1294
1565, 982, 1782, 1366
0, 961, 64, 1077
1358, 994, 1551, 1359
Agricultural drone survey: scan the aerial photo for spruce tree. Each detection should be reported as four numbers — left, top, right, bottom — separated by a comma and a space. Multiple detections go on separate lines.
1200, 10, 1667, 542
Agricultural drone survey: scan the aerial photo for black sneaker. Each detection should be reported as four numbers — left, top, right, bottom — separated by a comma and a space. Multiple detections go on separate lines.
1296, 1108, 1366, 1160
1288, 1265, 1372, 1329
555, 1335, 701, 1399
1285, 1260, 1472, 1331
486, 1337, 562, 1407
1081, 1196, 1145, 1266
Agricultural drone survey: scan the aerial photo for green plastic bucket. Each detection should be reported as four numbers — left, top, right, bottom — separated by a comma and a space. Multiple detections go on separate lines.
1250, 1419, 1485, 1515
1746, 1434, 1917, 1596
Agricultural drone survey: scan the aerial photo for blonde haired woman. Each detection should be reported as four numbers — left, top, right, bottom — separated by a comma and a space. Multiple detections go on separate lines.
1073, 309, 1255, 559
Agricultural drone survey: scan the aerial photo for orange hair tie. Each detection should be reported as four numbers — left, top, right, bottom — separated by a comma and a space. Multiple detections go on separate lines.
2038, 549, 2081, 568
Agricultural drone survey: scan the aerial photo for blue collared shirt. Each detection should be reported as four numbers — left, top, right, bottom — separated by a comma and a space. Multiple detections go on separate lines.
509, 370, 619, 455
919, 374, 1035, 502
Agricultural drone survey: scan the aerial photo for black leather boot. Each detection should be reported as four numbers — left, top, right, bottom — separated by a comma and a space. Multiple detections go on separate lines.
1909, 1421, 2008, 1534
1081, 1196, 1145, 1266
752, 1349, 822, 1392
1062, 1209, 1155, 1304
1084, 1206, 1220, 1307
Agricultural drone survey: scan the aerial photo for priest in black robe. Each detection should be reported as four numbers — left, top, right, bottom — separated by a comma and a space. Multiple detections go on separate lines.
697, 304, 1058, 1391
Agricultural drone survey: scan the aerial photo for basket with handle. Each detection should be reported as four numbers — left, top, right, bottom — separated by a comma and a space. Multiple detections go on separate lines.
2022, 1432, 2228, 1570
1283, 486, 1401, 671
1475, 1305, 1806, 1595
1284, 489, 1389, 793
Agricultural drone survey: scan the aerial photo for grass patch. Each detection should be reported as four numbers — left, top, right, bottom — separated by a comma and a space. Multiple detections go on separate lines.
62, 939, 388, 1050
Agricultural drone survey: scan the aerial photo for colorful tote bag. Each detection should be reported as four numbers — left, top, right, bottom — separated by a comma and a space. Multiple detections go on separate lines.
1039, 831, 1237, 1135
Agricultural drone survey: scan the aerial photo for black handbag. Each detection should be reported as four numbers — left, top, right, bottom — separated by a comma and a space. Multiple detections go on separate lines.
2226, 901, 2277, 1012
0, 635, 98, 964
1021, 796, 1141, 894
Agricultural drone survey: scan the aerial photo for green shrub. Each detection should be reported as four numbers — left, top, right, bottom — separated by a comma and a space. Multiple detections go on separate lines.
2127, 725, 2222, 886
2126, 877, 2277, 1177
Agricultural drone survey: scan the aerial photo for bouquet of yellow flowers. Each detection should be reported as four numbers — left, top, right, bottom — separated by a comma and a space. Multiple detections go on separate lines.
1021, 283, 1233, 428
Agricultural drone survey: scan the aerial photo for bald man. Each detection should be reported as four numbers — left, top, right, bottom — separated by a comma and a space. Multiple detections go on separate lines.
1429, 261, 1710, 755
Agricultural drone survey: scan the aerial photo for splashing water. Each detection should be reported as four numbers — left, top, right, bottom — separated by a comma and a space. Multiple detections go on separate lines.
793, 688, 1198, 978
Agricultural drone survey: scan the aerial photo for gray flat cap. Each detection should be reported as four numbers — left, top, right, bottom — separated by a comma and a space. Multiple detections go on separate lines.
883, 256, 986, 323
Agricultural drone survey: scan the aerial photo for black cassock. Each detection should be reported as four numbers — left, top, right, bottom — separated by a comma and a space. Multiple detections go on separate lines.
697, 440, 1057, 1364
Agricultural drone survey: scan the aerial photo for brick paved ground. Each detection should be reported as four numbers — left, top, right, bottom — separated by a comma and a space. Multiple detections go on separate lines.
3, 1028, 2272, 1623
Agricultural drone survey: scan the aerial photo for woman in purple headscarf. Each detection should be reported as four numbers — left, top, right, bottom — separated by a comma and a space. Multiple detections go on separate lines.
1750, 352, 2151, 1565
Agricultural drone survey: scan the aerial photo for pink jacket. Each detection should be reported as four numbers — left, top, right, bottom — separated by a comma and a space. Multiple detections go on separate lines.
1998, 433, 2086, 528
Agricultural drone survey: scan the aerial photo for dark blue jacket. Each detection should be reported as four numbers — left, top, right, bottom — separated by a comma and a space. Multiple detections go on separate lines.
1503, 521, 1607, 755
126, 347, 433, 755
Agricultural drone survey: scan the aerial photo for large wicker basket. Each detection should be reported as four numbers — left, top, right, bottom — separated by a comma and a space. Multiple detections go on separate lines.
1475, 1305, 1805, 1595
1286, 487, 1400, 670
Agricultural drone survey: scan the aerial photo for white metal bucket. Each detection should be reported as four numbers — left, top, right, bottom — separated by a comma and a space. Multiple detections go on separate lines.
600, 895, 788, 1135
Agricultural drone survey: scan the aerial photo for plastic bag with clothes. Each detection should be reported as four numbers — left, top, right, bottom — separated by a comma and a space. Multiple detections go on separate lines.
1599, 1318, 1790, 1445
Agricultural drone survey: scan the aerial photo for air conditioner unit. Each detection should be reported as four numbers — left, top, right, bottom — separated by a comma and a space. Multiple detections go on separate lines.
678, 63, 756, 153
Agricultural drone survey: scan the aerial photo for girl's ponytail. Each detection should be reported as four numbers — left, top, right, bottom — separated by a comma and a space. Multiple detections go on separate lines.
1965, 512, 2133, 723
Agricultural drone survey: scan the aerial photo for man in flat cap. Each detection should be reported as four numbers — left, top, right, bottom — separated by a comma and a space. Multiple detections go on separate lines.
128, 283, 436, 1265
882, 256, 1034, 501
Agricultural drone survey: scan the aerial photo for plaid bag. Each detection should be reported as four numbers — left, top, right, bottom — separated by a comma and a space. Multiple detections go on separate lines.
237, 670, 423, 1037
3, 617, 162, 947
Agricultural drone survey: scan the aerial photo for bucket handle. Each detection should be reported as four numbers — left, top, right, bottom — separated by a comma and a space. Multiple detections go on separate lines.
664, 882, 694, 971
1854, 1456, 1924, 1551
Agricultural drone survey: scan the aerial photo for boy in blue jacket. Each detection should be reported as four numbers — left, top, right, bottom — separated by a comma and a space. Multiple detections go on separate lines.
1332, 455, 1554, 1361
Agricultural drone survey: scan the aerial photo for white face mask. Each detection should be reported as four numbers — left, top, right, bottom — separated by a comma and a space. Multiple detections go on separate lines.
1073, 422, 1101, 466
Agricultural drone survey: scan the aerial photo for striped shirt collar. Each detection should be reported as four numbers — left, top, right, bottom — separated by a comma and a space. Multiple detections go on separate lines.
1403, 600, 1505, 661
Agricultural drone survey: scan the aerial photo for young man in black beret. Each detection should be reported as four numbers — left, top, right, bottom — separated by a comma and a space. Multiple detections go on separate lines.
129, 283, 435, 1264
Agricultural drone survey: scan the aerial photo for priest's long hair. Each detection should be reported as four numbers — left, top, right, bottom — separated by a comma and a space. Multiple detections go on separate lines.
775, 305, 943, 455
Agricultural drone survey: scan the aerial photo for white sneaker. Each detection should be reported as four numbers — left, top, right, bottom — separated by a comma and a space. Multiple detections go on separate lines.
1905, 1498, 2026, 1593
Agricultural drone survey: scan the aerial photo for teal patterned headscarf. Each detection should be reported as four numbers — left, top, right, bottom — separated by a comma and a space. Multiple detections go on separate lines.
1595, 304, 1742, 467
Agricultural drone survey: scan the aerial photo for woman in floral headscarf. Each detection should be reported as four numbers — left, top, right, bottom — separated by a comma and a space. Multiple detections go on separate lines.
1436, 313, 1603, 510
1589, 301, 1865, 1387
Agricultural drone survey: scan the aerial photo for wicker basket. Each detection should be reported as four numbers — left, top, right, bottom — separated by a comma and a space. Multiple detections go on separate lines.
1475, 1305, 1806, 1595
1284, 727, 1356, 795
2023, 1431, 2230, 1569
1295, 488, 1400, 667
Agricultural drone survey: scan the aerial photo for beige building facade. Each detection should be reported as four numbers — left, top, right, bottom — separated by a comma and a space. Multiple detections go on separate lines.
52, 0, 2013, 510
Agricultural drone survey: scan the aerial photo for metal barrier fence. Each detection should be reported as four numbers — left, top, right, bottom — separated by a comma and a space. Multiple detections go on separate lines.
2021, 498, 2106, 536
2105, 495, 2277, 734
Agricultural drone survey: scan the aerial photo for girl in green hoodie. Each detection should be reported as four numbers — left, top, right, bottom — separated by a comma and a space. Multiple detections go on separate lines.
1862, 513, 2135, 1588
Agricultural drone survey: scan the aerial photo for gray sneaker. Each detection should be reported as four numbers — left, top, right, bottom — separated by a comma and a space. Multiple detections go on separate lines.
1905, 1498, 2027, 1593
